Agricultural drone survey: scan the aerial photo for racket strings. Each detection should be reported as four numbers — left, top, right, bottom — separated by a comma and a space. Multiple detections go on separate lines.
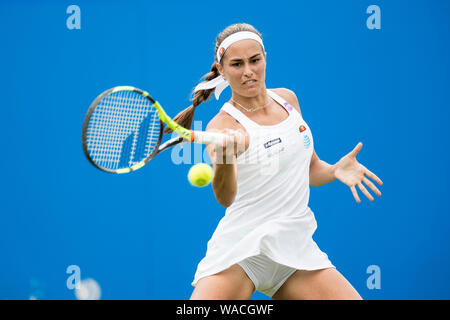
86, 90, 160, 170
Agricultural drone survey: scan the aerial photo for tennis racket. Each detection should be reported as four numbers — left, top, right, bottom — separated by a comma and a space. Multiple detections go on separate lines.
82, 86, 226, 174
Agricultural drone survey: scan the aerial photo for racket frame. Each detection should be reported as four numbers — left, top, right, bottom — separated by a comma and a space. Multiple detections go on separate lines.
82, 86, 226, 174
82, 86, 164, 174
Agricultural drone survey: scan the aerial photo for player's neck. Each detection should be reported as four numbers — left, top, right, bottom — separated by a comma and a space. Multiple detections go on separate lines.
231, 88, 269, 111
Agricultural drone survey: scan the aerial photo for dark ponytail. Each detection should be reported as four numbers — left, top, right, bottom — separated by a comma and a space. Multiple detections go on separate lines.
164, 62, 219, 133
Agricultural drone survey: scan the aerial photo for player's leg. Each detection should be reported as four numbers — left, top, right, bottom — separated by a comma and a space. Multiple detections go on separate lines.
190, 264, 255, 300
272, 268, 362, 300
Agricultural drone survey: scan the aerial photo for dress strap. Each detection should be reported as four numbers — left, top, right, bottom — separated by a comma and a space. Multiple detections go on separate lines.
220, 89, 298, 130
221, 102, 260, 131
267, 89, 296, 114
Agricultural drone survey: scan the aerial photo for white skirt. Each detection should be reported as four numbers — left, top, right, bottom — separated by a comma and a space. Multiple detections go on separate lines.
192, 207, 334, 286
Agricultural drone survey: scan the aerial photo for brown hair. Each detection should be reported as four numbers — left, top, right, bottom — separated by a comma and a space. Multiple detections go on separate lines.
164, 23, 263, 133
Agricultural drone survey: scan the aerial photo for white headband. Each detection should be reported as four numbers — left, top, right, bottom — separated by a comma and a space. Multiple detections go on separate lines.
216, 31, 264, 63
194, 31, 265, 100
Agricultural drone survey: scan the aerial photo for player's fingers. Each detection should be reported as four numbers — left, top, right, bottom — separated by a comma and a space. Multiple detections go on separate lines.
207, 128, 228, 147
210, 129, 231, 164
362, 165, 383, 185
357, 182, 374, 201
349, 142, 363, 158
234, 133, 246, 156
363, 176, 381, 197
220, 129, 233, 146
350, 185, 361, 203
221, 129, 244, 154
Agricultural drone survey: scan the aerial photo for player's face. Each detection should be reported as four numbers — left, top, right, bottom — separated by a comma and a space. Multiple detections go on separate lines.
218, 39, 266, 98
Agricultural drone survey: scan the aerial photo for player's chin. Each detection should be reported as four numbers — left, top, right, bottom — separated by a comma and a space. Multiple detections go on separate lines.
240, 85, 263, 97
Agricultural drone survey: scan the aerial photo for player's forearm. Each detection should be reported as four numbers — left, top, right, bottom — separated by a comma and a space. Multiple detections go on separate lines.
212, 161, 237, 208
309, 159, 336, 187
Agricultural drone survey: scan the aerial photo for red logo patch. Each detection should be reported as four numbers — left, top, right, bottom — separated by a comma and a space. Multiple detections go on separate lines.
219, 47, 225, 58
299, 125, 306, 132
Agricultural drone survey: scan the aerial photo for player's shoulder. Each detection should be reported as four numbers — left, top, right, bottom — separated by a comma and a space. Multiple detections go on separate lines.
270, 88, 302, 116
206, 109, 241, 132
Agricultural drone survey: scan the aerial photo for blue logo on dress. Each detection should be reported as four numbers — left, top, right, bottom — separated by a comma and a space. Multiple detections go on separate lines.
303, 135, 311, 149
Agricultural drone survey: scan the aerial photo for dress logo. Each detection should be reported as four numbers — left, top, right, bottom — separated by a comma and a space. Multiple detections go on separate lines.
299, 125, 306, 133
283, 102, 293, 111
264, 138, 282, 149
219, 47, 225, 59
303, 135, 311, 149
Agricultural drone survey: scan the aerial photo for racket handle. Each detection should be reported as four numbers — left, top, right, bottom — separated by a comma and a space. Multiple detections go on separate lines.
192, 131, 227, 145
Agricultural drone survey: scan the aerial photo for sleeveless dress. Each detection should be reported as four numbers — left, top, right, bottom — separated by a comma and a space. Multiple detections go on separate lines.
192, 89, 334, 287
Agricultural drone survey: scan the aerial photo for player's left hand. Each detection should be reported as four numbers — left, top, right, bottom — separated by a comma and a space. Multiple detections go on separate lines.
333, 142, 383, 203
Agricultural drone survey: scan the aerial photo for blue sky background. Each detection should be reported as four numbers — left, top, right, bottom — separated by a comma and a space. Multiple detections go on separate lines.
0, 0, 449, 299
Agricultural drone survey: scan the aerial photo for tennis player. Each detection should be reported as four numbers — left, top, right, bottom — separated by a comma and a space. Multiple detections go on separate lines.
173, 23, 383, 300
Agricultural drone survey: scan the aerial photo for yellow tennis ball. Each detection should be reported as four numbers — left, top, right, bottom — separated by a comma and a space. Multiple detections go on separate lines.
188, 163, 214, 187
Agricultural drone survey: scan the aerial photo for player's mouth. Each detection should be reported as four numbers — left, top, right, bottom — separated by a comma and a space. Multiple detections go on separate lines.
242, 79, 257, 86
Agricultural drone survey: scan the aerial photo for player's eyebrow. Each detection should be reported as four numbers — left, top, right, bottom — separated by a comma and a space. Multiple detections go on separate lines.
229, 53, 262, 62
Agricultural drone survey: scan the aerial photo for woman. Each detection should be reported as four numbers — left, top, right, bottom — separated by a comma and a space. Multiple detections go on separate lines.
170, 23, 383, 300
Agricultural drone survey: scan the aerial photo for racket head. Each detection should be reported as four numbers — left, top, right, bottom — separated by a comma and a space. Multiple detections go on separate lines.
82, 86, 164, 174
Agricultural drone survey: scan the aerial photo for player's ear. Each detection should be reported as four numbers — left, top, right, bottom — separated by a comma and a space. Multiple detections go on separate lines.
216, 62, 225, 79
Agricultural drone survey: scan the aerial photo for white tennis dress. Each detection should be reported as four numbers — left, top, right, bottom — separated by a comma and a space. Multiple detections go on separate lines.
192, 89, 334, 287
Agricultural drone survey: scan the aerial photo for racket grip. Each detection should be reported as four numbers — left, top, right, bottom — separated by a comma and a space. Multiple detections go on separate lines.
192, 131, 227, 145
